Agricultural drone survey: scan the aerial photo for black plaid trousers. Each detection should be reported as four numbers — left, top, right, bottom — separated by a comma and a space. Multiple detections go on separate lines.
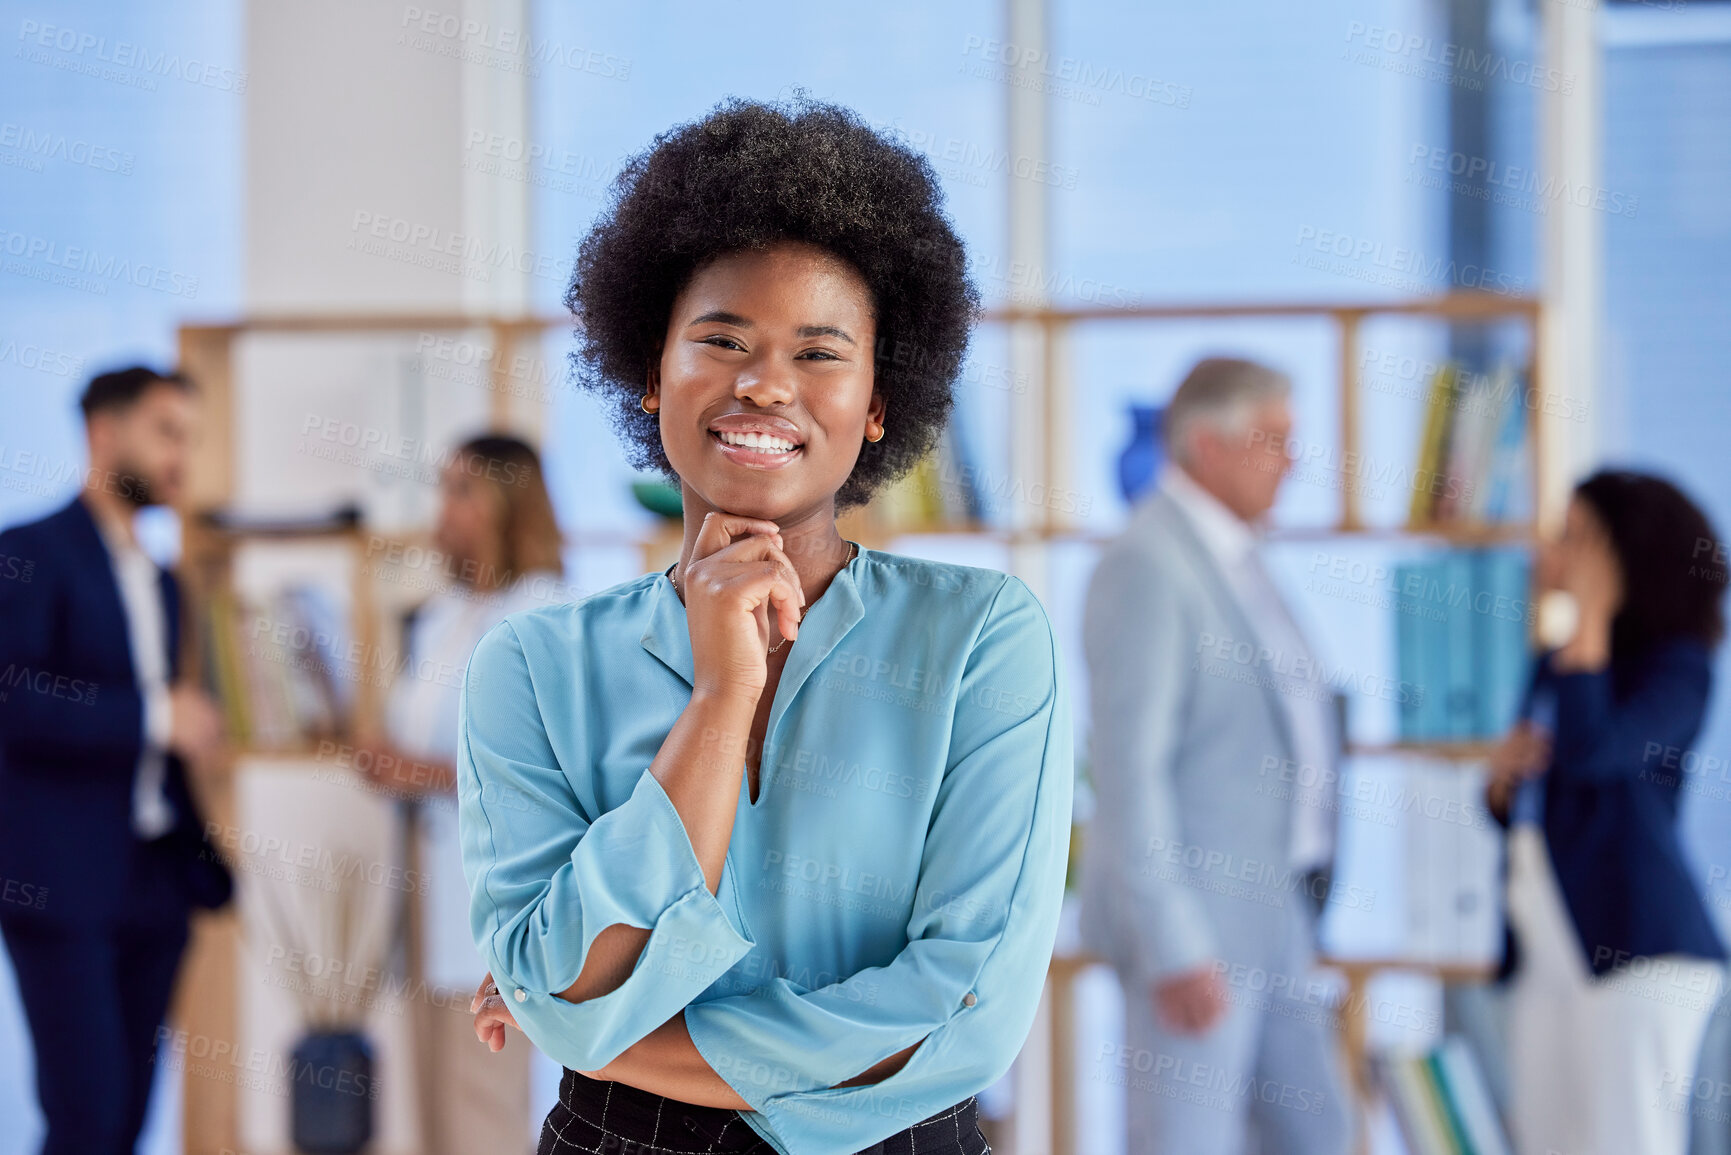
537, 1067, 992, 1155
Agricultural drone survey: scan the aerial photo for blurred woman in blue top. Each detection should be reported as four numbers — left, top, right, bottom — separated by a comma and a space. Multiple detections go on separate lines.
1487, 470, 1728, 1155
458, 96, 1072, 1155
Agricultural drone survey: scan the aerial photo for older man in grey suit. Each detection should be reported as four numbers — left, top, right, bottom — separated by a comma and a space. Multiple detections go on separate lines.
1079, 357, 1353, 1155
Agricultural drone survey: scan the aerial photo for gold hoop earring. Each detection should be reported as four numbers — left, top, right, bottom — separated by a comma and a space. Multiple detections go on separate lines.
640, 394, 658, 414
865, 422, 884, 443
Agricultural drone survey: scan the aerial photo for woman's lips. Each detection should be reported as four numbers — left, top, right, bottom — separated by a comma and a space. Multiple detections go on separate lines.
710, 429, 803, 469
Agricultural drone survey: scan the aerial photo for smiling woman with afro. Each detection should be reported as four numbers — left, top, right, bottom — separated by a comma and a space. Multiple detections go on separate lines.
564, 94, 980, 511
461, 93, 1071, 1155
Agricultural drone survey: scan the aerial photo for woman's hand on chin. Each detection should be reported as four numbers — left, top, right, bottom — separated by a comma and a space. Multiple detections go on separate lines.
680, 510, 804, 702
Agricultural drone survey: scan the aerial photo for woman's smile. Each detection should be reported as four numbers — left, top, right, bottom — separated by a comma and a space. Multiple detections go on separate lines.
710, 431, 802, 468
707, 413, 807, 470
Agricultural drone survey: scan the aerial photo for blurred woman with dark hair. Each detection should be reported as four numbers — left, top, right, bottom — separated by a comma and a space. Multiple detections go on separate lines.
1488, 469, 1728, 1155
360, 433, 569, 1155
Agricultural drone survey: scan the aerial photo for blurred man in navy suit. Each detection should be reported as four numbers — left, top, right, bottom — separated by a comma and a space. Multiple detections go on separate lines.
0, 366, 233, 1155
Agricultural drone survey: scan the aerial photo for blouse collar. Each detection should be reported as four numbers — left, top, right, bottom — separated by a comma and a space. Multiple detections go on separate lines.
640, 541, 869, 744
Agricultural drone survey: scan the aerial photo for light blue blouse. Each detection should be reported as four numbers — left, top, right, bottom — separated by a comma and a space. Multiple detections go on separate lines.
455, 542, 1073, 1155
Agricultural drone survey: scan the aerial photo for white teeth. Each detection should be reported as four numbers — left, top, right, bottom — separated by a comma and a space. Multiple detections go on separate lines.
717, 430, 798, 452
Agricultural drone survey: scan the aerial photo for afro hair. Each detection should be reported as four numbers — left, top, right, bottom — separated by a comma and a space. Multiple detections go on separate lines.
563, 93, 981, 511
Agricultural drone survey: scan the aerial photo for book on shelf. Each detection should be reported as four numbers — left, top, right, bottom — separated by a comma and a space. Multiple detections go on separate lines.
199, 582, 350, 749
1392, 547, 1532, 743
1322, 751, 1501, 964
1379, 1062, 1424, 1155
1476, 549, 1530, 737
202, 588, 253, 742
1408, 360, 1531, 530
1435, 1037, 1512, 1155
1403, 760, 1502, 962
873, 424, 984, 534
1424, 1049, 1475, 1155
1440, 551, 1479, 739
1373, 1037, 1510, 1155
1409, 363, 1458, 528
1393, 564, 1439, 741
1411, 1053, 1462, 1155
1478, 370, 1530, 525
1435, 366, 1499, 525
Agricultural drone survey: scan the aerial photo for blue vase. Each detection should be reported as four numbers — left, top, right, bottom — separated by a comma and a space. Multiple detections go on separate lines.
290, 1029, 375, 1154
1117, 403, 1164, 504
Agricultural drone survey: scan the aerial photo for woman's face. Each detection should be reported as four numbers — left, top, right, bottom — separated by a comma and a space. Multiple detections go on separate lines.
434, 454, 501, 577
650, 240, 883, 525
1541, 495, 1618, 601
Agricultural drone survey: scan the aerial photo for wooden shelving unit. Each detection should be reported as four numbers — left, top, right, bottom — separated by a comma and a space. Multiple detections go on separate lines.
1347, 740, 1504, 761
170, 316, 538, 1155
171, 515, 383, 1155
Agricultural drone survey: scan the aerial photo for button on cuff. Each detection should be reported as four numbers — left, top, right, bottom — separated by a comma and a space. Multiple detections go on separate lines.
514, 988, 527, 1003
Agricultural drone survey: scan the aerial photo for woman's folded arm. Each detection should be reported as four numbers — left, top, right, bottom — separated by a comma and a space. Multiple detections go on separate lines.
590, 1012, 922, 1110
457, 619, 756, 1073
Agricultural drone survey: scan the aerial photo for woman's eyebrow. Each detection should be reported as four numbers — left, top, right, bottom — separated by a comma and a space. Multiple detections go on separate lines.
686, 311, 853, 346
797, 324, 855, 345
688, 310, 751, 328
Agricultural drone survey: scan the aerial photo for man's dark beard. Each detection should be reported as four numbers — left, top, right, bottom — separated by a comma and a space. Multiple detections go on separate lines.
112, 459, 158, 508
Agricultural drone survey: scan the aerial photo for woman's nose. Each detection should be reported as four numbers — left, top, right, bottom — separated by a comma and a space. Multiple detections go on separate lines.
733, 360, 796, 407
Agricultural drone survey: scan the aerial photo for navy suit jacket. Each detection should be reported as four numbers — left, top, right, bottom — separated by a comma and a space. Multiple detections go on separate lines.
1497, 638, 1728, 979
0, 496, 232, 926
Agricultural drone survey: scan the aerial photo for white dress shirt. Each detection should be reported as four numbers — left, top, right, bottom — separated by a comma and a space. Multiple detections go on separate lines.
91, 506, 177, 840
384, 571, 565, 989
1157, 463, 1337, 871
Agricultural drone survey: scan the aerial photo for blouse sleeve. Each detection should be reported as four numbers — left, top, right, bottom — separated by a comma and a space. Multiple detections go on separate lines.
680, 576, 1074, 1154
457, 618, 756, 1072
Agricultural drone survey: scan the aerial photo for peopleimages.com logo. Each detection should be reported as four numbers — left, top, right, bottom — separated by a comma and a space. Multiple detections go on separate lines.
15, 19, 248, 93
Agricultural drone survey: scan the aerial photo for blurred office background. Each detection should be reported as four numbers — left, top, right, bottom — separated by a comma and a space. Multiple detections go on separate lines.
2, 1, 1729, 1153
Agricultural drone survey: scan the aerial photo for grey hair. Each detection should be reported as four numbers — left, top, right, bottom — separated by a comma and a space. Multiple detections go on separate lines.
1160, 357, 1292, 464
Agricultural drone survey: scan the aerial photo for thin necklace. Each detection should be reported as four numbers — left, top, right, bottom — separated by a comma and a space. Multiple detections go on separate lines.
669, 540, 859, 654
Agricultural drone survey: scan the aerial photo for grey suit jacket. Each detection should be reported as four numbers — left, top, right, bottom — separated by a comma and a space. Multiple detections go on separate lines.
1077, 488, 1341, 987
